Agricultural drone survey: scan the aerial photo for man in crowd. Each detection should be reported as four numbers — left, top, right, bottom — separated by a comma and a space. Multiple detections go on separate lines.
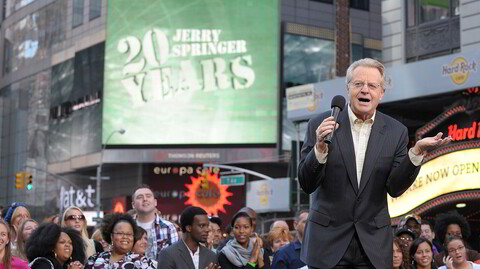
132, 184, 178, 261
158, 206, 218, 269
298, 58, 451, 268
395, 227, 415, 249
271, 210, 308, 269
207, 216, 222, 252
270, 220, 289, 231
399, 214, 421, 238
420, 220, 441, 255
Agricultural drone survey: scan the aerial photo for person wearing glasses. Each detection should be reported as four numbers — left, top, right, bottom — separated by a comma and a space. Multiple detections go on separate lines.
396, 227, 416, 249
433, 212, 480, 267
298, 58, 452, 269
85, 214, 156, 269
61, 207, 103, 259
439, 236, 480, 269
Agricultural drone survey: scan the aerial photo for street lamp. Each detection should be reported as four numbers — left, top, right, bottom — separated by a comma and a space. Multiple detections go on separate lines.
96, 128, 125, 219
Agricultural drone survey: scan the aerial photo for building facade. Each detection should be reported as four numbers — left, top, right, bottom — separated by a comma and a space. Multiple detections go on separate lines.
0, 0, 383, 230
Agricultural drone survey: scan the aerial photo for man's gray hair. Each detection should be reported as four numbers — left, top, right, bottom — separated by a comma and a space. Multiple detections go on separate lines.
345, 58, 389, 89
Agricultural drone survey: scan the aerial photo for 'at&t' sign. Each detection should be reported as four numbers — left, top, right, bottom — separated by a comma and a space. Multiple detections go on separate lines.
60, 185, 96, 209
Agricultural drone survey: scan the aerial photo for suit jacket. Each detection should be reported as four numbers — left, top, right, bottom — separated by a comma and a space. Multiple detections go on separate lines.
158, 240, 217, 269
298, 109, 421, 269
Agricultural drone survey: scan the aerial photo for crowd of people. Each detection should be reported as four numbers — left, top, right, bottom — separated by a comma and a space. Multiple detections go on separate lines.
393, 213, 480, 269
1, 185, 479, 269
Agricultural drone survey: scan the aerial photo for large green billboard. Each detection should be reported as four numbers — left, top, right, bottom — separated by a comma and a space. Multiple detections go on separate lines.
103, 0, 279, 145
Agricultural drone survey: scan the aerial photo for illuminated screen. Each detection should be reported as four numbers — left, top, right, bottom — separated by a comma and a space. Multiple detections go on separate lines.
103, 0, 279, 145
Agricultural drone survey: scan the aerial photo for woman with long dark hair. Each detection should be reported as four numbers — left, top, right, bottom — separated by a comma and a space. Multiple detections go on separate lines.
0, 220, 29, 269
26, 223, 85, 269
410, 238, 437, 269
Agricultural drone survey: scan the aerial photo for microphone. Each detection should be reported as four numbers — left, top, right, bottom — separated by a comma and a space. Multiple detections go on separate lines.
324, 95, 346, 144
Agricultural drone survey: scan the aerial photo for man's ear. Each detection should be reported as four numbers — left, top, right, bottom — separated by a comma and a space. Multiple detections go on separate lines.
154, 198, 157, 208
186, 225, 192, 233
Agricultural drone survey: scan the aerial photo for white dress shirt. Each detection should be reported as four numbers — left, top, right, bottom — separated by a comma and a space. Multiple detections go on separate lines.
314, 105, 423, 186
183, 239, 200, 269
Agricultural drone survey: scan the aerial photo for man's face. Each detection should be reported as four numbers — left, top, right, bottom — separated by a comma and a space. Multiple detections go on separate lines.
294, 212, 309, 239
421, 224, 434, 242
347, 66, 384, 120
132, 188, 157, 214
209, 222, 222, 246
406, 219, 421, 237
397, 233, 413, 248
189, 215, 210, 244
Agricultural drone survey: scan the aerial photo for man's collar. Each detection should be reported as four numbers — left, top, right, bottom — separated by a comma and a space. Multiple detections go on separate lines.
347, 104, 376, 126
182, 238, 199, 255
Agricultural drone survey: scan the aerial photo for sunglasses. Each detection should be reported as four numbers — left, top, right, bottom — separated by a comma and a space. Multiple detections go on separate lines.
65, 215, 85, 221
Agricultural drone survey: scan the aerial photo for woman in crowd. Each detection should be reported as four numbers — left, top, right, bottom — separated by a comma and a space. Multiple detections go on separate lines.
218, 212, 270, 269
434, 212, 480, 266
439, 236, 480, 269
265, 227, 291, 265
14, 219, 38, 261
3, 203, 30, 256
85, 214, 156, 269
26, 223, 85, 269
0, 220, 29, 269
132, 227, 148, 256
393, 237, 410, 269
410, 238, 437, 269
61, 207, 103, 258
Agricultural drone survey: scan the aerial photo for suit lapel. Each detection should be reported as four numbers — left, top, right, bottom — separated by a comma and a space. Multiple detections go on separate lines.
198, 246, 208, 269
178, 241, 196, 269
358, 112, 386, 196
335, 109, 359, 194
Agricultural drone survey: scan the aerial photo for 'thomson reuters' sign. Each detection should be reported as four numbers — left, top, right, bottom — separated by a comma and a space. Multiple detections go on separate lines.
388, 148, 480, 217
103, 0, 279, 145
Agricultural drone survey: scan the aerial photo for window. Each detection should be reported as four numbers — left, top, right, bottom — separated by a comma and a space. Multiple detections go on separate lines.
407, 0, 459, 27
352, 44, 364, 62
283, 34, 335, 87
349, 0, 369, 11
72, 0, 84, 28
89, 0, 101, 20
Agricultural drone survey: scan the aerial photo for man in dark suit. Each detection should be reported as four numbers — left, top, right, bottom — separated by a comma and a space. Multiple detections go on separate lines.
298, 58, 451, 269
158, 206, 219, 269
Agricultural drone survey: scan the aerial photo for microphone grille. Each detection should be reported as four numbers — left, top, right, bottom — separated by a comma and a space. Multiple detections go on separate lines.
331, 95, 346, 111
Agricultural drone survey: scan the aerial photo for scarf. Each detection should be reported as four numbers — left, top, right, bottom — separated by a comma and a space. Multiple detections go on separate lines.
221, 238, 264, 267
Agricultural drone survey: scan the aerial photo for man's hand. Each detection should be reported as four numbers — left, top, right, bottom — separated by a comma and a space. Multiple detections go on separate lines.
315, 116, 339, 152
412, 132, 452, 155
204, 263, 221, 269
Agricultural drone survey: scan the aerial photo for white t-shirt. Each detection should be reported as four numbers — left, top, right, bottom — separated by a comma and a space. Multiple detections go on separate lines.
438, 262, 480, 269
137, 219, 154, 231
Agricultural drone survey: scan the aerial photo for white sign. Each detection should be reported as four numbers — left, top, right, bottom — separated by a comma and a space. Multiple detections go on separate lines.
286, 84, 315, 112
246, 178, 291, 213
83, 211, 104, 226
60, 185, 96, 209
